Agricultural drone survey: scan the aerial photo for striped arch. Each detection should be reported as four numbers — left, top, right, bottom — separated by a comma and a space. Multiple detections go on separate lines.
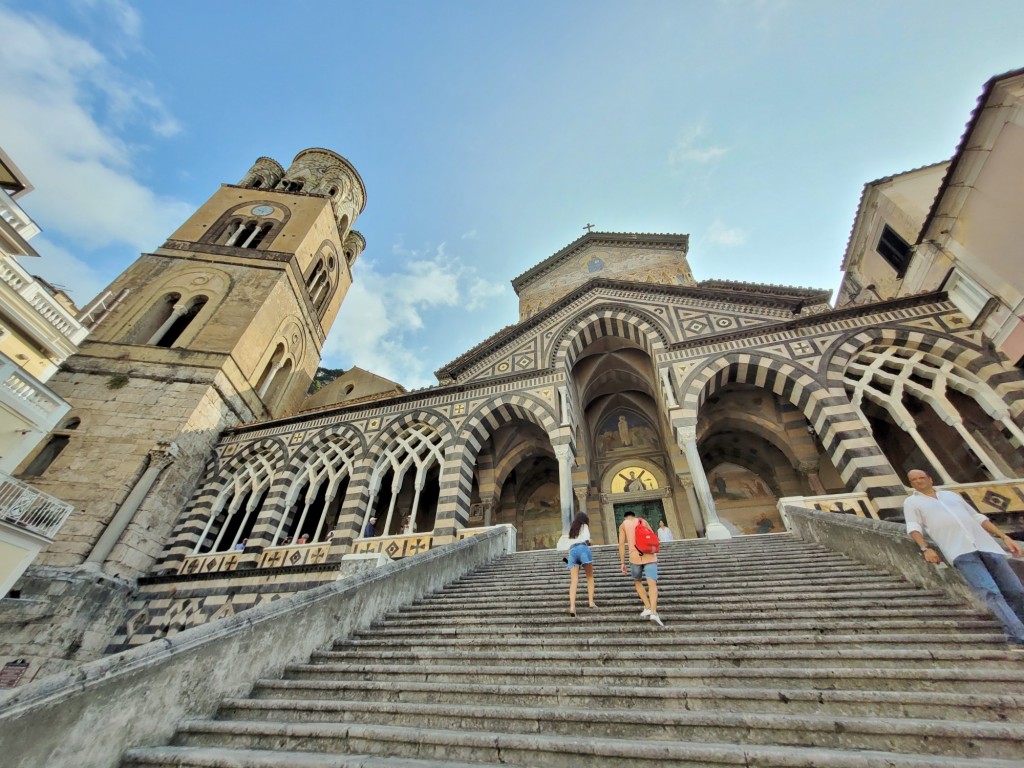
549, 303, 671, 371
677, 352, 905, 512
825, 327, 1024, 422
249, 425, 367, 547
365, 409, 455, 466
159, 437, 287, 566
434, 393, 561, 537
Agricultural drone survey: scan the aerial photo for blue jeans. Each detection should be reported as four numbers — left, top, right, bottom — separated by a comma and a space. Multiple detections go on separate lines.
953, 551, 1024, 645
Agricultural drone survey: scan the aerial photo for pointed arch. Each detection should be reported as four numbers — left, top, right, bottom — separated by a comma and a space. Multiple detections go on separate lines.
190, 438, 287, 554
548, 303, 671, 370
432, 393, 562, 537
677, 351, 904, 511
251, 425, 366, 546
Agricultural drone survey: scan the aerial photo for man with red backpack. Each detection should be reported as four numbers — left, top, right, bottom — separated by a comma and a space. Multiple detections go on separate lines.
618, 511, 664, 627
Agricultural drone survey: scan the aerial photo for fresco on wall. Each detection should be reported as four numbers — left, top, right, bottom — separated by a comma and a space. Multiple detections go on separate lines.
610, 466, 659, 494
708, 461, 784, 535
596, 411, 660, 456
521, 481, 562, 551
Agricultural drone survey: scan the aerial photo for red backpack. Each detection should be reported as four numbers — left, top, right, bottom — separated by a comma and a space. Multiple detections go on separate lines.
634, 518, 660, 555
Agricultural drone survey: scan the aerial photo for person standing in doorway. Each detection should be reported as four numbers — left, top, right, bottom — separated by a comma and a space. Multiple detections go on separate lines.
564, 512, 597, 617
657, 519, 674, 543
363, 517, 376, 538
904, 469, 1024, 648
619, 511, 664, 627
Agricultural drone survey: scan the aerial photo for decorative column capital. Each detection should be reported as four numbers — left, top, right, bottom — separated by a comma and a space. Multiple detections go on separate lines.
553, 443, 574, 462
796, 459, 820, 476
148, 441, 180, 470
675, 425, 697, 444
675, 472, 694, 490
573, 486, 588, 507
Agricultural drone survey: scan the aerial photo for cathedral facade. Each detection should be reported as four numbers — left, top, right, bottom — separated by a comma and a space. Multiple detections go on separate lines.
4, 121, 1024, 682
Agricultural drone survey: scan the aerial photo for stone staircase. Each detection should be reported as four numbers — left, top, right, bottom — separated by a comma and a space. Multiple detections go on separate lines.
122, 533, 1024, 767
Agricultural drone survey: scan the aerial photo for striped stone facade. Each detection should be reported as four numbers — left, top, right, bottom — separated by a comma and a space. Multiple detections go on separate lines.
104, 272, 1024, 648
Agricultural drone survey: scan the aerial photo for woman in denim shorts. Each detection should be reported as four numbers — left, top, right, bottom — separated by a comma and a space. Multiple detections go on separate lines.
565, 512, 597, 617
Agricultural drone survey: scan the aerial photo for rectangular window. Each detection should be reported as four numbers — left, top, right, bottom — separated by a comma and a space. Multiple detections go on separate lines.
876, 224, 912, 276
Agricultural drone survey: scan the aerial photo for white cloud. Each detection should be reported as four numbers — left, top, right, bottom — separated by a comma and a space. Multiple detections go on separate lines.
706, 219, 747, 247
0, 7, 190, 259
25, 236, 109, 306
461, 229, 478, 240
669, 123, 729, 168
324, 243, 507, 388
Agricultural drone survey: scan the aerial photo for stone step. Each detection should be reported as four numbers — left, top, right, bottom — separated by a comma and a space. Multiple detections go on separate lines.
419, 585, 946, 606
382, 606, 988, 626
402, 595, 967, 616
354, 616, 1001, 639
333, 631, 1012, 652
123, 746, 493, 767
247, 679, 1024, 722
452, 562, 898, 582
161, 720, 1024, 767
214, 698, 1024, 759
284, 661, 1024, 694
313, 645, 1021, 669
123, 742, 1024, 768
467, 553, 870, 574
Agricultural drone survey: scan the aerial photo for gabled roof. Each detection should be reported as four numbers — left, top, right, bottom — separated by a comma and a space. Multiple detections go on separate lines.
436, 275, 830, 380
917, 66, 1024, 244
510, 232, 689, 294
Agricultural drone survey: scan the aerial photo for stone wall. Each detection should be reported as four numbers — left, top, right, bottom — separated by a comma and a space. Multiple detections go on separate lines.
0, 527, 515, 768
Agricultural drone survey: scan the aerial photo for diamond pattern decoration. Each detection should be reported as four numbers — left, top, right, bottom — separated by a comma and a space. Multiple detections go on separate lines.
288, 550, 303, 566
385, 541, 401, 558
981, 490, 1010, 512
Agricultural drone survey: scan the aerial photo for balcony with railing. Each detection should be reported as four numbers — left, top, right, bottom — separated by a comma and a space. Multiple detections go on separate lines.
0, 187, 41, 244
0, 254, 89, 351
0, 470, 73, 540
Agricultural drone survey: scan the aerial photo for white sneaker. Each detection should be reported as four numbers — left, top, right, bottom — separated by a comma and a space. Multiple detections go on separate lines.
649, 613, 665, 627
640, 608, 652, 618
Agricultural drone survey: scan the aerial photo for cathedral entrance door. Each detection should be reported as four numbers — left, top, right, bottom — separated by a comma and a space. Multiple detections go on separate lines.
613, 500, 665, 530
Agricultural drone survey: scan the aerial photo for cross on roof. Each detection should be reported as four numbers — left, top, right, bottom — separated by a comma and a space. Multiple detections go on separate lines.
583, 223, 595, 233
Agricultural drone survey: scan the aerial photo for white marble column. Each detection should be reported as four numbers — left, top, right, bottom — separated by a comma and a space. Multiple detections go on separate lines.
554, 443, 575, 532
676, 426, 731, 539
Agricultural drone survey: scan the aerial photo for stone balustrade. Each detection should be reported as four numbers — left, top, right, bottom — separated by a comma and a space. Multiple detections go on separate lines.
0, 188, 40, 242
779, 477, 1024, 529
0, 254, 88, 346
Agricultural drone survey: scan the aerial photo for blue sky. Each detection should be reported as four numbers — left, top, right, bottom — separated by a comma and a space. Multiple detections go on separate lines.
3, 1, 1023, 389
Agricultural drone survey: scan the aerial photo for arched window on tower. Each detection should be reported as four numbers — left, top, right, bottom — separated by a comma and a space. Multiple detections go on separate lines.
126, 293, 180, 345
154, 295, 208, 348
246, 223, 273, 249
21, 417, 81, 477
227, 221, 257, 247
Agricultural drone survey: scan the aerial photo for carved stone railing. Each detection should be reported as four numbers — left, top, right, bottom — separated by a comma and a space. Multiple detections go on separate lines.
351, 525, 514, 560
778, 477, 1024, 529
351, 533, 434, 559
0, 188, 40, 241
257, 541, 331, 569
0, 470, 73, 540
177, 550, 245, 576
0, 354, 67, 420
777, 491, 877, 523
0, 253, 88, 346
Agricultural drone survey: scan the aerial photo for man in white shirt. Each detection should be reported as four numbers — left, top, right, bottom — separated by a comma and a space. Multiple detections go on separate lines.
904, 469, 1024, 648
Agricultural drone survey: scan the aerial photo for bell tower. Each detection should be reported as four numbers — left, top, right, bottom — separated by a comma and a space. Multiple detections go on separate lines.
16, 148, 366, 583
